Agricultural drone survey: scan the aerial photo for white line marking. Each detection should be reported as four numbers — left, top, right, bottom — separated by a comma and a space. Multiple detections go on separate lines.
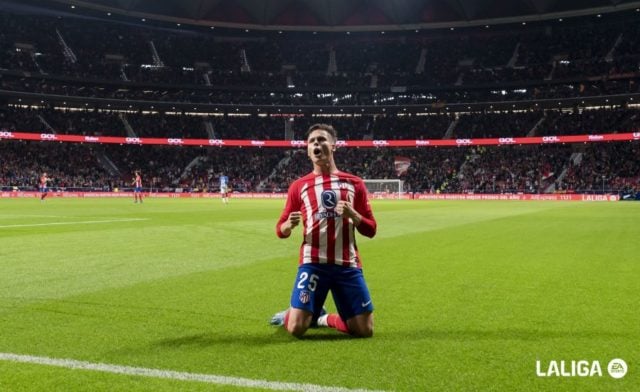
0, 218, 148, 229
0, 214, 68, 218
0, 353, 383, 391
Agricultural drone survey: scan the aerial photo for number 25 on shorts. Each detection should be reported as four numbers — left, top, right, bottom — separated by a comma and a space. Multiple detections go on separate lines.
296, 272, 319, 291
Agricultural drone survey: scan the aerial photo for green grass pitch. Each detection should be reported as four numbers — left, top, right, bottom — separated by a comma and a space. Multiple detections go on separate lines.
0, 198, 638, 391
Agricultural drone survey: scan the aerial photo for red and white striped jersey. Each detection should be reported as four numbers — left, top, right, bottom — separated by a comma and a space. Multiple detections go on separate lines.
276, 171, 376, 268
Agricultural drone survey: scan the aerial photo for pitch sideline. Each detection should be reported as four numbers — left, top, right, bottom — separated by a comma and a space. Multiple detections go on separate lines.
0, 352, 384, 392
0, 218, 149, 229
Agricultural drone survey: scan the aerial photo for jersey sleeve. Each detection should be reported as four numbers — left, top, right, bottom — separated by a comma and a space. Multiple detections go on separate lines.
353, 179, 377, 238
276, 181, 301, 238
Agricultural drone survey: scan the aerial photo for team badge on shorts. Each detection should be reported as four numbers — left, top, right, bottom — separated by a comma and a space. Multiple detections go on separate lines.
299, 290, 310, 304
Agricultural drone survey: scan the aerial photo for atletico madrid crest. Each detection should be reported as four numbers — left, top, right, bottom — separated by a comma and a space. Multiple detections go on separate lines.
299, 290, 310, 304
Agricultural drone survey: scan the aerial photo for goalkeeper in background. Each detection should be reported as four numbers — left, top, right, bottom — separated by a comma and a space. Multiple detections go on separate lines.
270, 123, 377, 338
220, 174, 229, 204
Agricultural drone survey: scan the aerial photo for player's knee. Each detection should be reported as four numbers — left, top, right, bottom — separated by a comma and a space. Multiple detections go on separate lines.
285, 322, 308, 338
348, 313, 373, 338
352, 326, 373, 338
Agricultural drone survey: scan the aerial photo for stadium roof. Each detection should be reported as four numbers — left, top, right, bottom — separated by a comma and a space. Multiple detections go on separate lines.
33, 0, 640, 31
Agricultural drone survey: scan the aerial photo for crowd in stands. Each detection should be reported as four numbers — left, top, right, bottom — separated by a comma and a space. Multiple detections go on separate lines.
2, 105, 639, 140
2, 9, 640, 105
1, 137, 638, 195
1, 6, 639, 197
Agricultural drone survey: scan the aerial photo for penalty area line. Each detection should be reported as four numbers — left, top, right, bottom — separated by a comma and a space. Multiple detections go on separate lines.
0, 218, 149, 229
0, 353, 384, 392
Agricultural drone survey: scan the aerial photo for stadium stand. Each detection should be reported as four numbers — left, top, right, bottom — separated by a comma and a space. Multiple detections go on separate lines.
0, 1, 639, 196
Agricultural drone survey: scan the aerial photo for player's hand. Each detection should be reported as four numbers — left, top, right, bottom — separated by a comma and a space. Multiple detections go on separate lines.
288, 211, 302, 228
337, 201, 362, 226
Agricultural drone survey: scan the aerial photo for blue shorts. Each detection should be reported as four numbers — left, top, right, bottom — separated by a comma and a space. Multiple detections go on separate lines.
134, 187, 142, 193
40, 187, 48, 193
290, 263, 373, 321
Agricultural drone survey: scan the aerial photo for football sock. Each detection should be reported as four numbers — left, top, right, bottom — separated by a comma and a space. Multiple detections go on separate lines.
326, 314, 350, 334
283, 310, 290, 329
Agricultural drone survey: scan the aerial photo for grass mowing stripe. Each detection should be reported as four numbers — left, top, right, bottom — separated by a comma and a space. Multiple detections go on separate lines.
0, 353, 385, 392
0, 218, 149, 229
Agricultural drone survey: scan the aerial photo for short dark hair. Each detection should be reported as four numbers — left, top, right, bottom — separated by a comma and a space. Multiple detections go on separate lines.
305, 123, 337, 142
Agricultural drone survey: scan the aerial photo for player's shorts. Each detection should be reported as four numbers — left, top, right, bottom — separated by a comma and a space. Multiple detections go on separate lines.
134, 187, 142, 193
40, 186, 48, 193
290, 263, 373, 321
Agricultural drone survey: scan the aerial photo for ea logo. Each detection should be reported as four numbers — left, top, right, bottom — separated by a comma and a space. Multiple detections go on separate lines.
321, 190, 338, 209
607, 359, 627, 379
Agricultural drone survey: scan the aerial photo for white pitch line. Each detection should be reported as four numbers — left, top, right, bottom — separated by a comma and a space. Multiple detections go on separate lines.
0, 218, 148, 229
0, 353, 384, 392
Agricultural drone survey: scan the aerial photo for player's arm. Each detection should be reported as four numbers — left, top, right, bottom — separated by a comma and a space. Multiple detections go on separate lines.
337, 180, 377, 238
276, 182, 302, 238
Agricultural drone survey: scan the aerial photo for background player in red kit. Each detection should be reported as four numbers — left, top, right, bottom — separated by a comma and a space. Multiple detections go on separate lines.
132, 170, 143, 203
39, 172, 50, 201
270, 123, 377, 338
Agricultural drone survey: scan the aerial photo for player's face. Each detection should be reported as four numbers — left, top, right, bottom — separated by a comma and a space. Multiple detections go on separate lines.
307, 129, 335, 165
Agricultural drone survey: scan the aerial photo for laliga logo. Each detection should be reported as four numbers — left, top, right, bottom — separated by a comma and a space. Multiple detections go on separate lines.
167, 138, 183, 145
84, 136, 99, 142
125, 137, 142, 144
416, 140, 430, 146
0, 131, 14, 138
290, 140, 306, 147
372, 140, 389, 147
40, 133, 57, 140
456, 139, 473, 145
251, 140, 265, 146
542, 136, 560, 143
499, 138, 516, 144
536, 358, 627, 378
208, 139, 224, 146
588, 135, 603, 141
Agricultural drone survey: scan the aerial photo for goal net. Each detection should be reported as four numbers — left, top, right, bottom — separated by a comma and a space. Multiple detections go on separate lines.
363, 179, 404, 199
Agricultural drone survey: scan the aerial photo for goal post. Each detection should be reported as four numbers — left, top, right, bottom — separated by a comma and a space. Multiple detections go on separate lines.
363, 179, 404, 199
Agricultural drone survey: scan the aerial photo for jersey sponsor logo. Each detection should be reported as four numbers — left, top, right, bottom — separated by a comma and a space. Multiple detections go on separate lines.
167, 138, 183, 145
321, 190, 338, 208
40, 133, 57, 140
125, 137, 142, 144
315, 210, 340, 219
542, 136, 560, 143
499, 137, 516, 144
0, 131, 14, 138
456, 138, 473, 145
